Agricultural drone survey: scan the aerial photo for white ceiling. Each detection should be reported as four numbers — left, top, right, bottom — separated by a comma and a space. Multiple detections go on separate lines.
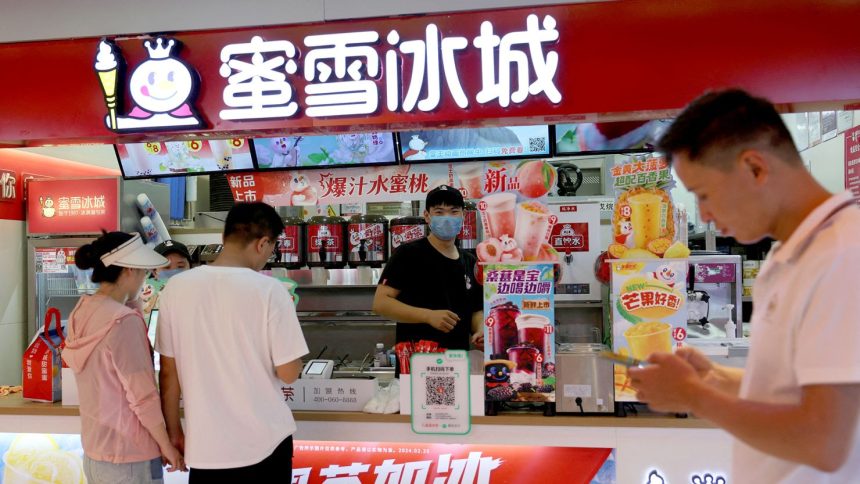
0, 0, 593, 43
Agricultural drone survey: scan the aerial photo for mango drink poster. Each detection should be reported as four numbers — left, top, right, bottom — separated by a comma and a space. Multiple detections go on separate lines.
611, 259, 688, 401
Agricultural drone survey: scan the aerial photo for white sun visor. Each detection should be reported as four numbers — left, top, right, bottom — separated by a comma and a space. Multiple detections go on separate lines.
100, 233, 169, 269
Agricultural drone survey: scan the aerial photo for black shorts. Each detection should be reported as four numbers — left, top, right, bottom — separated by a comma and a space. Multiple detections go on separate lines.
189, 435, 293, 483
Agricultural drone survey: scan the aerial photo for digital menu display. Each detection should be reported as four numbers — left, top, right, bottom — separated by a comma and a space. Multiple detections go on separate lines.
116, 138, 254, 179
554, 120, 672, 155
252, 132, 397, 170
399, 125, 551, 163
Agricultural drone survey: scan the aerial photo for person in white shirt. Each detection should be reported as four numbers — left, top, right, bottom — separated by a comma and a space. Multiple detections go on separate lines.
157, 202, 308, 482
628, 89, 860, 483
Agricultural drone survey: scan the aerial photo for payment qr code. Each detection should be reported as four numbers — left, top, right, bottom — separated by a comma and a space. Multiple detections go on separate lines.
426, 376, 455, 406
529, 137, 547, 153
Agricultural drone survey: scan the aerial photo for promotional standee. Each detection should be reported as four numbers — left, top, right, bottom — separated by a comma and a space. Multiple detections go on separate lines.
474, 159, 561, 278
483, 264, 555, 412
604, 155, 690, 402
611, 259, 688, 402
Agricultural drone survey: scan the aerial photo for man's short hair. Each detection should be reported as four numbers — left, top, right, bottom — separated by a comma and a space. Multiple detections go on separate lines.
223, 202, 285, 245
657, 89, 801, 167
425, 185, 465, 210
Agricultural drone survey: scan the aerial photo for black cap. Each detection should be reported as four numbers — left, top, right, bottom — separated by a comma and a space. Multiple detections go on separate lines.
153, 240, 192, 264
425, 184, 465, 209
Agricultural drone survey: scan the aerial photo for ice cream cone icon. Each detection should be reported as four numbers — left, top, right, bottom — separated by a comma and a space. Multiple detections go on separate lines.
95, 40, 119, 130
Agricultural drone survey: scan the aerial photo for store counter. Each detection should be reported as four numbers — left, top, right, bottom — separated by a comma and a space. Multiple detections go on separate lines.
0, 394, 734, 483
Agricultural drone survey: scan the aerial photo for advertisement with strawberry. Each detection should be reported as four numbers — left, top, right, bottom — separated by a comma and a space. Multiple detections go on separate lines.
472, 159, 562, 284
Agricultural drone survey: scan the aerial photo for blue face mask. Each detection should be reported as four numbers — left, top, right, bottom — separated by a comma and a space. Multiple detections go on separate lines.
157, 268, 185, 281
429, 215, 463, 241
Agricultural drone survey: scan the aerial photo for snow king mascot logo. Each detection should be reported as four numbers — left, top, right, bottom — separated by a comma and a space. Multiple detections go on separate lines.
94, 37, 204, 132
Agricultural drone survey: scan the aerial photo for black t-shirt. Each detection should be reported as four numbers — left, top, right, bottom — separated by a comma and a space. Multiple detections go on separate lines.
379, 237, 482, 350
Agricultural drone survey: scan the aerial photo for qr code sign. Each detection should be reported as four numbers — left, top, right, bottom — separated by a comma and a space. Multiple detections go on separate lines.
426, 376, 455, 406
529, 137, 547, 153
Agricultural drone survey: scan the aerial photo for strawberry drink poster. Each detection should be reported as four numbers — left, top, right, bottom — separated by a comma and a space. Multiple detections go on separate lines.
474, 159, 560, 283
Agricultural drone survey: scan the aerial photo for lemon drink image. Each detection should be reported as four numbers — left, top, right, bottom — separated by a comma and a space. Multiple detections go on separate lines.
2, 434, 84, 484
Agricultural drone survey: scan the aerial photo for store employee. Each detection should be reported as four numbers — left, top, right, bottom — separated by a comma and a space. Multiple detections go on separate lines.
373, 185, 483, 356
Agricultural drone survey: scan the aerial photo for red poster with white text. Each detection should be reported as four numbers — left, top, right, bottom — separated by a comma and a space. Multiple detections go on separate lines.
292, 441, 614, 484
26, 177, 119, 235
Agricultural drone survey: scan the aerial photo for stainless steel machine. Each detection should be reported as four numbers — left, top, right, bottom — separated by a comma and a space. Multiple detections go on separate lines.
555, 343, 615, 414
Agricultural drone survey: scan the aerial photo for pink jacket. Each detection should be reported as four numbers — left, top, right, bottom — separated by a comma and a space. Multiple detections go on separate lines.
63, 295, 163, 463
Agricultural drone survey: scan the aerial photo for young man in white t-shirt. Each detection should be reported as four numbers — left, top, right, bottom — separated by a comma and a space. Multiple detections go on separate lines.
628, 89, 860, 483
157, 202, 308, 482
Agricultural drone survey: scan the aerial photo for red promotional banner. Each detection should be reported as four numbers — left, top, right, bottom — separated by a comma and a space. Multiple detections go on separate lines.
292, 441, 613, 484
227, 164, 455, 206
26, 177, 120, 235
1, 1, 860, 144
227, 160, 547, 206
846, 126, 860, 201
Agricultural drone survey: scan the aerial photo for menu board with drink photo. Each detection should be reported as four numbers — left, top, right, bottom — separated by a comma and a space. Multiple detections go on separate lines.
611, 259, 688, 401
483, 263, 555, 405
116, 138, 253, 179
252, 132, 397, 170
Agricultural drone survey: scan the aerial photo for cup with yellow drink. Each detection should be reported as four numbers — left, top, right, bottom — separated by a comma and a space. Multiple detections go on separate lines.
627, 193, 664, 249
623, 321, 673, 360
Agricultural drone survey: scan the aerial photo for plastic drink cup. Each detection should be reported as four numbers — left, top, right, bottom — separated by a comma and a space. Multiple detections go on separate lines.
623, 321, 672, 360
506, 345, 539, 386
513, 201, 552, 260
628, 193, 663, 249
456, 164, 484, 200
516, 313, 550, 356
126, 142, 162, 175
489, 301, 521, 357
209, 139, 233, 169
483, 192, 517, 239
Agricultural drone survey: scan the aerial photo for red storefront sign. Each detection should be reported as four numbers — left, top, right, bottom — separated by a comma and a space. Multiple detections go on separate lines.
292, 441, 613, 484
2, 1, 860, 144
846, 126, 860, 201
26, 178, 120, 235
0, 150, 118, 222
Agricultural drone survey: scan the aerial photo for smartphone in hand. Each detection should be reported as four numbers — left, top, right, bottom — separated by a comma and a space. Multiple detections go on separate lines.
599, 350, 646, 368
